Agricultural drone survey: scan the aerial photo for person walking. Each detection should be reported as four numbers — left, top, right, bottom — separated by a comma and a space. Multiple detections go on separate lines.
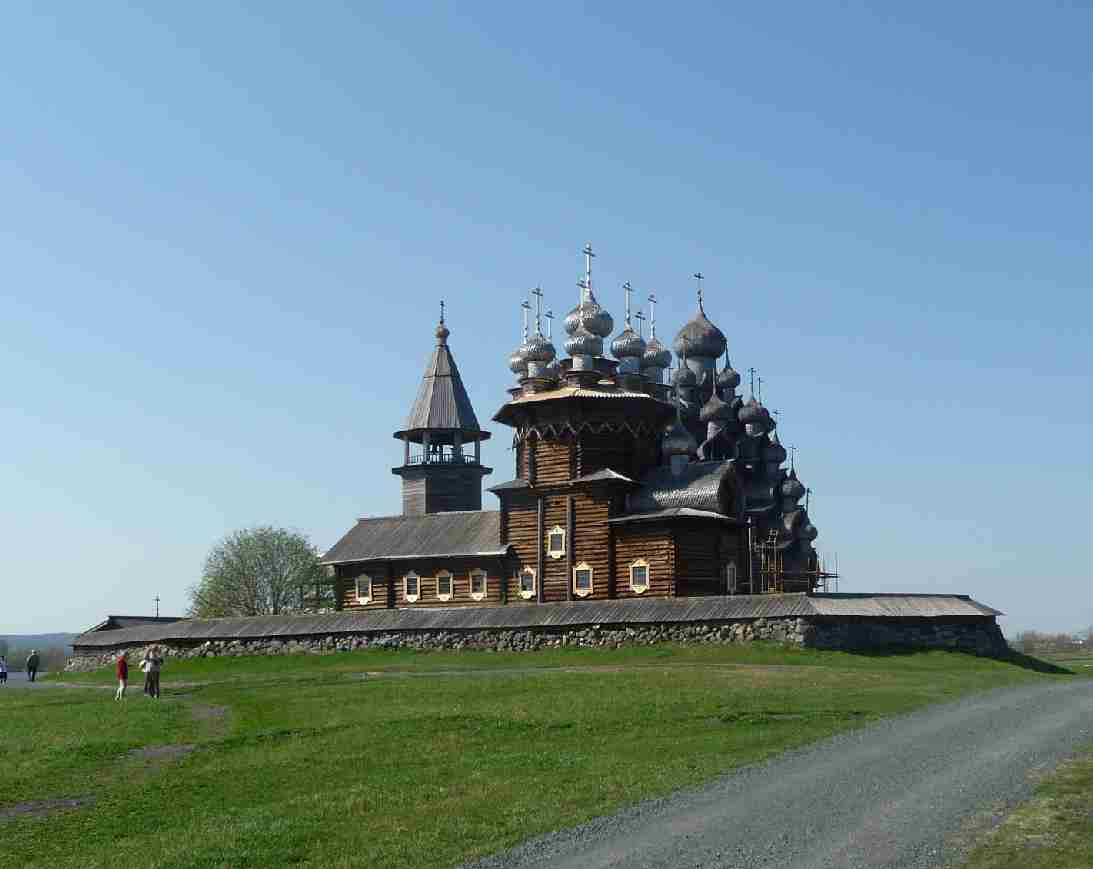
114, 652, 129, 701
0, 656, 7, 685
25, 649, 40, 683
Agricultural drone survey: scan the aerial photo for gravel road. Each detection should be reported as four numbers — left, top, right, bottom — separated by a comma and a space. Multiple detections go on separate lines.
465, 678, 1093, 869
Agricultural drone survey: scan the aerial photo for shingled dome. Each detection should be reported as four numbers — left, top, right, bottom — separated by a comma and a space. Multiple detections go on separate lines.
673, 307, 727, 359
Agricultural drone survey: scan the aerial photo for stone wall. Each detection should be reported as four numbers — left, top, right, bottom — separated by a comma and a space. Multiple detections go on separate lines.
65, 615, 1008, 672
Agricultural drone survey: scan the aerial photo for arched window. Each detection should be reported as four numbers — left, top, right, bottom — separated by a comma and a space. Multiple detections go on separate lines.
573, 562, 593, 597
403, 572, 420, 603
726, 561, 738, 595
518, 567, 536, 599
469, 569, 488, 601
355, 575, 372, 604
436, 570, 453, 602
629, 560, 650, 594
547, 525, 566, 559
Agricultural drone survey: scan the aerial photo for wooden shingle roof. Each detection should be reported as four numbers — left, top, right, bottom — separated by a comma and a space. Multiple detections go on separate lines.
321, 510, 506, 564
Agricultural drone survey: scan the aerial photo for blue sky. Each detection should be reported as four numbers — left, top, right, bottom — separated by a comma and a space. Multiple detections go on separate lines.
2, 2, 1090, 634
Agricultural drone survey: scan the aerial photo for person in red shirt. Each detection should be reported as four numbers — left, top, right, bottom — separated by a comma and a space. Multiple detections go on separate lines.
114, 652, 129, 701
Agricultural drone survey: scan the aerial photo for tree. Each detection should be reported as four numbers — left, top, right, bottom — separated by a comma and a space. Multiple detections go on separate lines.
188, 526, 333, 618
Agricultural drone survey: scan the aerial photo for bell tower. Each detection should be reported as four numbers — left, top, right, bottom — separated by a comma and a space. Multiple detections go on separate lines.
392, 308, 492, 515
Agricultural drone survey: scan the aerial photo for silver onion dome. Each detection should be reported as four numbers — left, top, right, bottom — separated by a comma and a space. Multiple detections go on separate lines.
717, 365, 741, 391
564, 280, 614, 339
781, 471, 805, 501
672, 365, 697, 388
642, 336, 672, 370
663, 416, 698, 457
508, 344, 530, 376
564, 326, 604, 358
673, 308, 727, 359
738, 398, 770, 427
611, 327, 646, 360
523, 332, 556, 364
765, 437, 787, 465
699, 391, 731, 423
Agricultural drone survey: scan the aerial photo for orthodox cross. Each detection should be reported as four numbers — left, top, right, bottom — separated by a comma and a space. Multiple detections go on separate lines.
520, 299, 531, 341
622, 281, 633, 326
748, 366, 757, 399
805, 487, 812, 512
154, 595, 160, 618
634, 308, 646, 338
439, 299, 445, 325
789, 445, 798, 471
530, 286, 545, 334
647, 293, 658, 337
693, 272, 705, 309
545, 309, 554, 339
583, 242, 595, 291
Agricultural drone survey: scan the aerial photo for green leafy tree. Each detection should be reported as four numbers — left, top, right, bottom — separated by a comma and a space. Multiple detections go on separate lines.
189, 526, 332, 618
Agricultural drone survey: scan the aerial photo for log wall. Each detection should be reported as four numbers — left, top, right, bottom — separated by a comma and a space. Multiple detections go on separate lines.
612, 524, 676, 598
339, 559, 504, 610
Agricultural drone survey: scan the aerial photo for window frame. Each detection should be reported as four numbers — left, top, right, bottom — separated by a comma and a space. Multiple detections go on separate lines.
436, 570, 453, 602
572, 562, 594, 598
518, 567, 536, 600
403, 571, 420, 603
546, 525, 566, 560
726, 560, 738, 595
355, 574, 373, 604
629, 559, 650, 594
469, 569, 487, 601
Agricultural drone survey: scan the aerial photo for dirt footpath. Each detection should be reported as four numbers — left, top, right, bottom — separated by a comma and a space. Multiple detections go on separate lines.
465, 679, 1093, 869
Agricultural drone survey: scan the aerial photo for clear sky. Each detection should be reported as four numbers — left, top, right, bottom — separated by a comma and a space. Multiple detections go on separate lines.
3, 2, 1091, 635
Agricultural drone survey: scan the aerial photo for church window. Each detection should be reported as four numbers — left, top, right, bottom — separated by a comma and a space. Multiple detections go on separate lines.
470, 569, 487, 601
355, 575, 372, 604
573, 563, 593, 597
726, 561, 738, 594
404, 572, 420, 603
547, 526, 566, 559
436, 571, 453, 601
629, 560, 650, 594
518, 567, 536, 599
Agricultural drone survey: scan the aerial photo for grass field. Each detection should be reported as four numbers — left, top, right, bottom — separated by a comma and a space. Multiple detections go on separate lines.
0, 643, 1074, 869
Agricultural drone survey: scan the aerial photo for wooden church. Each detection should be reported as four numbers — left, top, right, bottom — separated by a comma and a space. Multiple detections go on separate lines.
322, 245, 827, 610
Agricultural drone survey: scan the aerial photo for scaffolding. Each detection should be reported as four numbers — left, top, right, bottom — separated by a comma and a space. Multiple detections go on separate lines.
749, 529, 840, 594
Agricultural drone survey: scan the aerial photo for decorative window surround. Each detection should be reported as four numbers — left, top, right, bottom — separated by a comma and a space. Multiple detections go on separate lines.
573, 562, 593, 598
469, 569, 487, 601
404, 572, 420, 603
518, 567, 536, 600
726, 561, 738, 595
356, 575, 373, 604
547, 525, 566, 560
629, 560, 650, 594
436, 571, 453, 602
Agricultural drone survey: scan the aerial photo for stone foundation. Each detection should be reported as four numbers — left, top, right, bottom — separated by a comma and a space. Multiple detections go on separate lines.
65, 616, 1008, 672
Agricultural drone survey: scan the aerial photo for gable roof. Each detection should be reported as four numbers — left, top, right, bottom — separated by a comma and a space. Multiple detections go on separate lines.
321, 511, 506, 564
626, 460, 738, 516
395, 338, 487, 438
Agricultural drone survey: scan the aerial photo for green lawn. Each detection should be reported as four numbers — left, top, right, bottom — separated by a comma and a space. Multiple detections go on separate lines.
962, 744, 1093, 869
0, 644, 1072, 869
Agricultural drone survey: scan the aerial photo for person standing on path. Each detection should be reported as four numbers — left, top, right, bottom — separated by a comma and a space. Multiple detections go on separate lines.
114, 652, 129, 701
25, 650, 40, 682
0, 656, 7, 684
140, 647, 163, 699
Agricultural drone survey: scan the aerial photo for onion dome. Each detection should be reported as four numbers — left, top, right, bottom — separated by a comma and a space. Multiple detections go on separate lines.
564, 283, 614, 340
672, 365, 697, 388
663, 416, 698, 457
718, 365, 741, 391
673, 307, 727, 359
700, 391, 731, 423
781, 471, 806, 501
801, 523, 819, 542
564, 326, 603, 358
523, 332, 556, 364
508, 344, 529, 376
738, 398, 770, 428
765, 433, 787, 464
642, 335, 672, 370
435, 321, 451, 343
611, 327, 647, 360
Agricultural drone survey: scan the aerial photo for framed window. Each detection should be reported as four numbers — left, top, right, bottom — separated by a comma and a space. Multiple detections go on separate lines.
518, 567, 536, 599
547, 525, 566, 559
403, 572, 420, 603
355, 575, 372, 604
726, 561, 738, 594
629, 560, 650, 594
436, 570, 453, 602
573, 562, 593, 597
469, 569, 487, 601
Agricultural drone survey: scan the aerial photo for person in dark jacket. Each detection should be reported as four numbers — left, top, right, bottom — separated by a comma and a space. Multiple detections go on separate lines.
114, 652, 129, 701
25, 650, 40, 682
